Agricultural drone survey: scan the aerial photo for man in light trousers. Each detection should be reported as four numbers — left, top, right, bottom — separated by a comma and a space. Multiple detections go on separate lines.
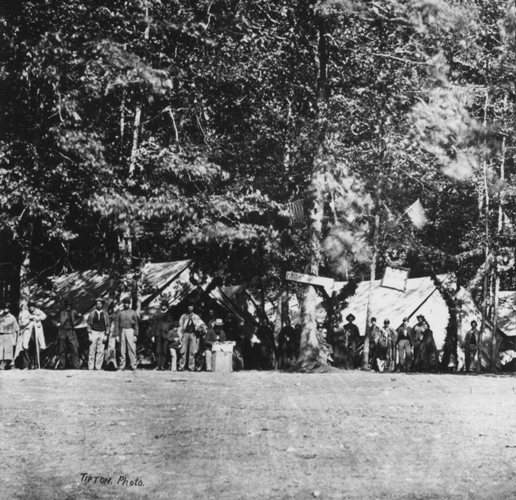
178, 304, 205, 371
115, 297, 139, 371
87, 298, 110, 370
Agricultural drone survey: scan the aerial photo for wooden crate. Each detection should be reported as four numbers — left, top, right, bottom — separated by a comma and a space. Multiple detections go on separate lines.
213, 350, 233, 372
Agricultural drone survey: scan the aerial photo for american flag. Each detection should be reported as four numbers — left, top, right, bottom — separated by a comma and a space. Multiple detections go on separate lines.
288, 199, 305, 224
405, 199, 427, 229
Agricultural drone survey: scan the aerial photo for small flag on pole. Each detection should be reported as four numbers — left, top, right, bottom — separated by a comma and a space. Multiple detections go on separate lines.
288, 199, 305, 224
405, 199, 427, 228
502, 211, 513, 230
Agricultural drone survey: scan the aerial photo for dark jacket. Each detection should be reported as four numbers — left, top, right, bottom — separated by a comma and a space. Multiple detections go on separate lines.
204, 328, 227, 350
59, 309, 82, 332
151, 311, 173, 339
87, 309, 110, 333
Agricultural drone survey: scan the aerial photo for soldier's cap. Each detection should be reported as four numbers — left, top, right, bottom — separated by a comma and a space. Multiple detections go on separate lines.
403, 317, 409, 322
471, 320, 478, 326
416, 314, 425, 320
160, 299, 169, 307
346, 314, 355, 322
384, 319, 390, 325
122, 297, 131, 304
95, 297, 104, 304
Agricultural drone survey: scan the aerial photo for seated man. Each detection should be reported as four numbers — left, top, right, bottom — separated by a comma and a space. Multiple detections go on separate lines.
166, 321, 182, 371
203, 319, 226, 371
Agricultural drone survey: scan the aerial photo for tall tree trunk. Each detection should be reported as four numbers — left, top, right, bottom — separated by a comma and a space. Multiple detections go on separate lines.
129, 104, 142, 176
19, 223, 33, 313
363, 210, 379, 369
491, 99, 506, 371
478, 90, 489, 373
297, 140, 327, 367
295, 16, 329, 368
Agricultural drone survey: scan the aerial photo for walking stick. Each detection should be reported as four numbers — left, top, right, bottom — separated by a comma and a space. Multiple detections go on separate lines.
35, 325, 40, 369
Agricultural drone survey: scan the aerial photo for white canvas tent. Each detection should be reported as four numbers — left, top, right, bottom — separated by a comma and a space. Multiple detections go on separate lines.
341, 274, 452, 349
290, 273, 515, 367
31, 260, 193, 326
497, 292, 516, 336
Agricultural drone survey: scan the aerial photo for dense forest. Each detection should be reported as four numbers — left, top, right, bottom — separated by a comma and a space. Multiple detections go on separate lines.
1, 0, 516, 365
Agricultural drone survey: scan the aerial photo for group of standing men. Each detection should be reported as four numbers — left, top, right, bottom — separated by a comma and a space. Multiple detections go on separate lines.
367, 314, 439, 372
0, 302, 47, 370
151, 302, 227, 371
0, 297, 139, 371
0, 291, 247, 372
54, 296, 139, 371
0, 297, 229, 371
316, 313, 440, 372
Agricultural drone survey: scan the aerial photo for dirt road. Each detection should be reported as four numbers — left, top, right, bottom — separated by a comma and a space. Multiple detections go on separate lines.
1, 369, 516, 500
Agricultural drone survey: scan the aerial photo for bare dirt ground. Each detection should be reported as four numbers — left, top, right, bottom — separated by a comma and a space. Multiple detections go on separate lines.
1, 369, 516, 500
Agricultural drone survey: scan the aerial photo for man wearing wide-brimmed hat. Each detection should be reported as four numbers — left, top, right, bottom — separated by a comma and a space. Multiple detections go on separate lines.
343, 313, 360, 369
203, 318, 227, 371
87, 298, 110, 370
115, 297, 139, 371
57, 299, 81, 370
151, 299, 173, 371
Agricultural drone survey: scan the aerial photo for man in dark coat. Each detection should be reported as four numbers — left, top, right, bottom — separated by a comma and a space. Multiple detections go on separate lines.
58, 299, 82, 369
254, 319, 276, 370
343, 314, 360, 369
464, 320, 479, 372
416, 321, 439, 372
412, 314, 426, 371
151, 300, 173, 371
278, 319, 296, 369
